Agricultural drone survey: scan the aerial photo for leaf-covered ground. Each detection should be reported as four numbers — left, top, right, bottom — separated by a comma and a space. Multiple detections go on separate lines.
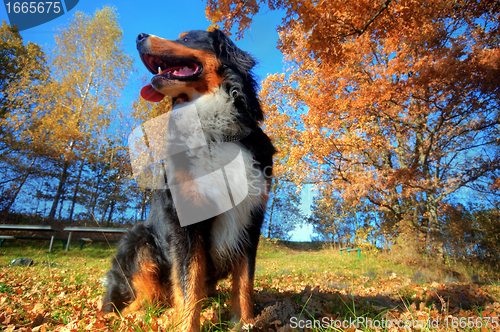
0, 239, 499, 331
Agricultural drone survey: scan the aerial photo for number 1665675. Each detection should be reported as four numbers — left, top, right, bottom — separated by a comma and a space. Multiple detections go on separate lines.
444, 317, 499, 329
5, 2, 62, 14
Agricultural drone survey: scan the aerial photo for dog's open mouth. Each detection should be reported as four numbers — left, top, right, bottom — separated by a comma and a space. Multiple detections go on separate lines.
140, 53, 203, 102
141, 54, 202, 80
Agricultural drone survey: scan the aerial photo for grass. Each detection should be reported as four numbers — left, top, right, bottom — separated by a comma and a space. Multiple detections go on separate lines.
0, 238, 499, 331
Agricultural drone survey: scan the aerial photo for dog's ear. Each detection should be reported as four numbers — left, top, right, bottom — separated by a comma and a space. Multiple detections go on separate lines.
211, 29, 255, 73
211, 29, 264, 125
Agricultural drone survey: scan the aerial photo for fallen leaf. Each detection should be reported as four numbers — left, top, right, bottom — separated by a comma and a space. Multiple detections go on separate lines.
31, 314, 44, 327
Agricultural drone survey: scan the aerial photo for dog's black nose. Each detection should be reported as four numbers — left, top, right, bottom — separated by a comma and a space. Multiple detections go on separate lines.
136, 33, 149, 44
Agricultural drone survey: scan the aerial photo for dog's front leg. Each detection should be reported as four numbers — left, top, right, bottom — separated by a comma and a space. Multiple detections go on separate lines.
171, 237, 206, 332
231, 255, 255, 327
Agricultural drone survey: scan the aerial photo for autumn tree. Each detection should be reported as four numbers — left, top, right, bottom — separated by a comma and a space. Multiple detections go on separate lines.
310, 186, 380, 248
266, 179, 305, 240
26, 7, 133, 221
442, 202, 500, 263
0, 21, 47, 132
310, 189, 353, 247
0, 22, 48, 212
206, 0, 500, 258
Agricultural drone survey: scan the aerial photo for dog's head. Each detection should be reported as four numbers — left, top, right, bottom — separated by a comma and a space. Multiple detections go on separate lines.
137, 29, 263, 126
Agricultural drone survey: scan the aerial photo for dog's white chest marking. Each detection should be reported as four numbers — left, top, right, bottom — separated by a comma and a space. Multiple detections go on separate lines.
167, 88, 266, 260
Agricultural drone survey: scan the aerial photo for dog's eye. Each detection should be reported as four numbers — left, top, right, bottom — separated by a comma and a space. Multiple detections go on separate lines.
183, 38, 188, 42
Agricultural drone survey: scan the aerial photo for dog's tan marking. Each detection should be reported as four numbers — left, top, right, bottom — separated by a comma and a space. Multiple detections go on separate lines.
123, 253, 167, 315
170, 252, 185, 315
170, 241, 206, 332
231, 255, 255, 325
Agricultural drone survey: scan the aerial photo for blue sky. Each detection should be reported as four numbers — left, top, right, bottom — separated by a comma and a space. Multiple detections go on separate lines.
1, 0, 285, 87
1, 0, 315, 241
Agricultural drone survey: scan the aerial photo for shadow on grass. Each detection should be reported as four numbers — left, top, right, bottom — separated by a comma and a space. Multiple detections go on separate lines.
248, 282, 498, 331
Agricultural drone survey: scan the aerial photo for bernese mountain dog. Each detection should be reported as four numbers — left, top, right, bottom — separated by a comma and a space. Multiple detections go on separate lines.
101, 29, 276, 331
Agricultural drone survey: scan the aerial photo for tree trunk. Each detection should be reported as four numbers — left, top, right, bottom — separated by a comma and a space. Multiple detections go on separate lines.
138, 189, 150, 222
58, 191, 65, 220
427, 195, 444, 262
104, 177, 120, 225
88, 167, 102, 219
47, 161, 69, 222
354, 211, 359, 245
100, 202, 109, 223
3, 156, 38, 213
107, 200, 115, 226
68, 159, 84, 221
267, 181, 277, 238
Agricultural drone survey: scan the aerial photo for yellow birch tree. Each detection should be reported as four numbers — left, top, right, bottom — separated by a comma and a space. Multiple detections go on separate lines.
29, 7, 133, 221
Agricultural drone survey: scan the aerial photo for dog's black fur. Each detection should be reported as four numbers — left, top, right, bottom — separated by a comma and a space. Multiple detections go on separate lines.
101, 29, 275, 331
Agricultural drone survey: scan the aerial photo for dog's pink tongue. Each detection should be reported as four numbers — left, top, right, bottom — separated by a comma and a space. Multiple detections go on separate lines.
141, 84, 165, 102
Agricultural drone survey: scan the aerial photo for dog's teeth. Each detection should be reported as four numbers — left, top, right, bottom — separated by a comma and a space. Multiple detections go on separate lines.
158, 67, 162, 74
182, 66, 189, 70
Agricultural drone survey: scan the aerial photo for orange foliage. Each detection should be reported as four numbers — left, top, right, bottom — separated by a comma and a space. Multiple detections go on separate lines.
206, 0, 500, 252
